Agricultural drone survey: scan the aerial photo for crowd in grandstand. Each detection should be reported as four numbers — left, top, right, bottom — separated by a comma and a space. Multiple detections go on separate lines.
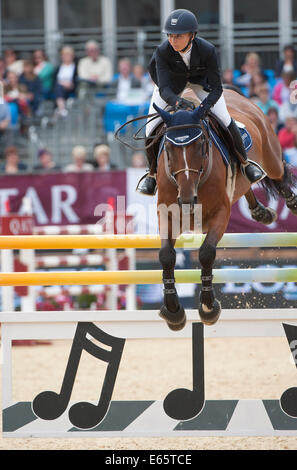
1, 40, 297, 172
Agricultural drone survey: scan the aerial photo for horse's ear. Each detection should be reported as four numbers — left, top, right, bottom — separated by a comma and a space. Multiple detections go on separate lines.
192, 106, 203, 122
153, 103, 172, 124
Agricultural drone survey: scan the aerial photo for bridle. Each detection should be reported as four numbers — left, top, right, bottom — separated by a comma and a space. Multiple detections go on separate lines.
163, 121, 212, 193
114, 110, 214, 189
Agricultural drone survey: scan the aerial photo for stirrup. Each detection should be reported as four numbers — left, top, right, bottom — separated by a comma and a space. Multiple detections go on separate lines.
136, 173, 157, 196
241, 159, 267, 183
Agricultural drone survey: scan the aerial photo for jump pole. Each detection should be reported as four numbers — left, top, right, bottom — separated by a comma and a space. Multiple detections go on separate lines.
0, 232, 296, 249
0, 268, 296, 286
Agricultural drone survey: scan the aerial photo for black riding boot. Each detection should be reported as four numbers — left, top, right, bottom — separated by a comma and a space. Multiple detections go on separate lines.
228, 119, 266, 184
136, 137, 158, 196
136, 173, 157, 195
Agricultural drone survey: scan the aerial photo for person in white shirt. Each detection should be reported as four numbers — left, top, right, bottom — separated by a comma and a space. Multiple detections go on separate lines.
64, 145, 94, 172
93, 144, 117, 170
53, 46, 78, 116
4, 49, 23, 76
111, 58, 144, 104
78, 40, 112, 98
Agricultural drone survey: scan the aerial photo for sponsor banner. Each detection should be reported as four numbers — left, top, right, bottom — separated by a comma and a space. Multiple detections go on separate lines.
126, 168, 158, 234
227, 181, 297, 233
127, 169, 297, 234
0, 171, 126, 226
0, 168, 295, 231
137, 258, 297, 309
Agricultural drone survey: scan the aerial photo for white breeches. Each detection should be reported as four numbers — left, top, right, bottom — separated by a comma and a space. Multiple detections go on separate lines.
146, 83, 232, 137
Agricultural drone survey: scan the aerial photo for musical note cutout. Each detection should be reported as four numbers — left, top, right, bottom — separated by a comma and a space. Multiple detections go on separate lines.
32, 322, 125, 429
280, 323, 297, 418
163, 322, 205, 421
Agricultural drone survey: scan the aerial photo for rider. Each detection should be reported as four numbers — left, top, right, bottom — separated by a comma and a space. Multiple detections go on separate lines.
137, 9, 266, 195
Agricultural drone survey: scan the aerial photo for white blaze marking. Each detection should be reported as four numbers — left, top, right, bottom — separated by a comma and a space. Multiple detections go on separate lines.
183, 147, 189, 180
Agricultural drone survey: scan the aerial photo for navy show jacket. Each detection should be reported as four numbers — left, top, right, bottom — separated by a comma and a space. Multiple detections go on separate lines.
148, 37, 223, 113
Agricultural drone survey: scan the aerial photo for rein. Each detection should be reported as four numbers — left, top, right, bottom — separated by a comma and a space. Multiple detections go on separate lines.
114, 111, 205, 151
114, 109, 213, 188
114, 112, 162, 151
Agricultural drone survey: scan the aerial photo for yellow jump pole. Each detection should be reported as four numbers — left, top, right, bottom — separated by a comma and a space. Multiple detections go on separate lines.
0, 268, 296, 286
0, 233, 296, 250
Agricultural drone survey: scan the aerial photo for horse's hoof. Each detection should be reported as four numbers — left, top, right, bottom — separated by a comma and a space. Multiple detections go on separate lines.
159, 304, 186, 331
198, 299, 221, 325
263, 208, 277, 224
286, 194, 297, 216
251, 203, 277, 225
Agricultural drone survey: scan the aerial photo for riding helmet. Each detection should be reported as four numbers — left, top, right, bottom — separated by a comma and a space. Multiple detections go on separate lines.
163, 9, 199, 35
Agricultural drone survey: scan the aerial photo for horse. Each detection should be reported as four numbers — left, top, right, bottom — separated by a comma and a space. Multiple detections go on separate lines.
153, 87, 297, 331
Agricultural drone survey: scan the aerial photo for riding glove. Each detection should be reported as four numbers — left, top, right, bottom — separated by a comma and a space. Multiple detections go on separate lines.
175, 97, 196, 111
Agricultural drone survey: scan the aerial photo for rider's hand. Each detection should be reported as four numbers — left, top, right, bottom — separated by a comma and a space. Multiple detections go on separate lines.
175, 97, 196, 111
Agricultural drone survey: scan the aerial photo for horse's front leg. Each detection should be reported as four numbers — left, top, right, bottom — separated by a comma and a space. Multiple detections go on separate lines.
158, 238, 186, 331
198, 206, 230, 325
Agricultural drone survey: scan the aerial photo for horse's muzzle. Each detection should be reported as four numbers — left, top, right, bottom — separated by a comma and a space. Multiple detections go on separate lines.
177, 195, 198, 214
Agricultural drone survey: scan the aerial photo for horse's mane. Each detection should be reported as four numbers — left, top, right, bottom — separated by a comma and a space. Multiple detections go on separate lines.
180, 88, 201, 108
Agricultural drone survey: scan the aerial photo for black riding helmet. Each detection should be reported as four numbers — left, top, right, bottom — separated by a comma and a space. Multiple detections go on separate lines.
163, 9, 198, 35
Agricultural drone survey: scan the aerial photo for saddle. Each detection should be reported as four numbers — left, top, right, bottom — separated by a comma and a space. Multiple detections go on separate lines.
207, 112, 244, 165
146, 97, 249, 174
181, 87, 246, 164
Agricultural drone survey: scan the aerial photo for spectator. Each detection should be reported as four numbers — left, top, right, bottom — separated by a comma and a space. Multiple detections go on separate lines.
131, 151, 146, 168
77, 40, 112, 97
53, 46, 78, 117
19, 59, 43, 114
275, 45, 297, 78
33, 49, 55, 99
222, 68, 235, 86
267, 107, 283, 134
249, 71, 269, 98
0, 101, 12, 151
4, 49, 23, 76
278, 116, 297, 151
4, 71, 31, 118
236, 52, 262, 87
278, 95, 297, 123
1, 146, 27, 174
93, 144, 117, 171
254, 84, 279, 115
64, 145, 93, 172
34, 148, 61, 172
111, 58, 142, 103
0, 57, 7, 81
278, 116, 297, 166
272, 71, 295, 106
132, 63, 154, 101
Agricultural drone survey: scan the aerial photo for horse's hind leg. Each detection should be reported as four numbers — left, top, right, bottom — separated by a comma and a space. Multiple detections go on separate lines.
264, 161, 297, 216
245, 188, 277, 225
158, 238, 186, 331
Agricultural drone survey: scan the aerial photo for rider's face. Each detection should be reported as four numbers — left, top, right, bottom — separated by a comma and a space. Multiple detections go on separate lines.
167, 33, 193, 52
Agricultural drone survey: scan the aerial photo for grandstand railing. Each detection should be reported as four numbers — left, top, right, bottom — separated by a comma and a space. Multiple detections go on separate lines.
1, 22, 283, 70
1, 24, 221, 63
291, 21, 297, 48
233, 22, 280, 69
28, 97, 109, 169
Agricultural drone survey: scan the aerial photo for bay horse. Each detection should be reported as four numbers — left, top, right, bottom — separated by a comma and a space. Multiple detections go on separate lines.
154, 87, 297, 331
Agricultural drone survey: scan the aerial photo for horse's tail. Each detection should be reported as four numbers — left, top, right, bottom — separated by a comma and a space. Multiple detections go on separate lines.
259, 160, 297, 199
222, 83, 244, 96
